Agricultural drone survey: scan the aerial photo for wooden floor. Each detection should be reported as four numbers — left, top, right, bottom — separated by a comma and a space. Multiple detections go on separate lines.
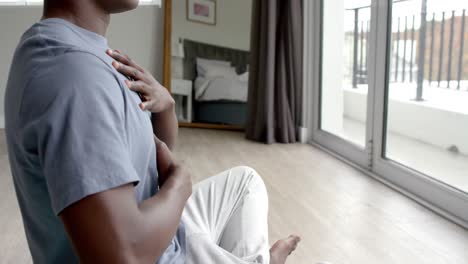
1, 128, 468, 263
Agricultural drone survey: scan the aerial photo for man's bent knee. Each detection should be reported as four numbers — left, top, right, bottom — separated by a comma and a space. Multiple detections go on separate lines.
231, 166, 267, 197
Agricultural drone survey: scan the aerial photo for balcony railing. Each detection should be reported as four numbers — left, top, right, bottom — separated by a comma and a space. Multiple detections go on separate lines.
346, 1, 467, 100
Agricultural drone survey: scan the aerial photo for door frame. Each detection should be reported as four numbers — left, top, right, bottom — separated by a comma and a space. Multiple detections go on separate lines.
308, 0, 371, 169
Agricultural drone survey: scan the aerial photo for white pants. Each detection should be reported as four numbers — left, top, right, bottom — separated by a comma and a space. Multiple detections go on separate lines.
182, 166, 270, 264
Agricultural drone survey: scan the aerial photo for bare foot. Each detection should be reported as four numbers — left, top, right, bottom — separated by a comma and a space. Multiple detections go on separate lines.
270, 235, 301, 264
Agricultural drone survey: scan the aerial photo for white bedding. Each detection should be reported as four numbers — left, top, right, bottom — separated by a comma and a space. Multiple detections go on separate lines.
194, 57, 249, 102
194, 77, 248, 102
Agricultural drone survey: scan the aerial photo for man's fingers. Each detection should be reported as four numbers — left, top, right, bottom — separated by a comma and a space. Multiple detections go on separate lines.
125, 80, 150, 94
107, 49, 144, 72
156, 139, 175, 181
139, 100, 155, 111
124, 80, 157, 111
139, 102, 148, 110
107, 49, 132, 64
112, 61, 146, 81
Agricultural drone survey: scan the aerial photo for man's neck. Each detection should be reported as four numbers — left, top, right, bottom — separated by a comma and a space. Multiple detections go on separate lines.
42, 1, 110, 36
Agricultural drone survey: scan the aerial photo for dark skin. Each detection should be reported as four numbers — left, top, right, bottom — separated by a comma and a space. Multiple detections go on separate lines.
43, 0, 190, 263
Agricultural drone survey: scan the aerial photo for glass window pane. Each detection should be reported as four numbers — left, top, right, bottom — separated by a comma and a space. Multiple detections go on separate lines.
321, 0, 371, 147
385, 0, 468, 192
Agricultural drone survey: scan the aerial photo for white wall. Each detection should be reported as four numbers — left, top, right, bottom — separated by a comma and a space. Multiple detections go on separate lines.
0, 5, 164, 128
172, 0, 252, 51
0, 7, 42, 129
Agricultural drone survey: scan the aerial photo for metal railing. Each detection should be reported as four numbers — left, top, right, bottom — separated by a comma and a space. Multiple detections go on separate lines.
347, 5, 370, 89
425, 9, 467, 90
346, 1, 467, 101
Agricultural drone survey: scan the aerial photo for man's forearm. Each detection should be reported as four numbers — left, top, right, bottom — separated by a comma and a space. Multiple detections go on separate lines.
132, 167, 191, 262
60, 169, 191, 264
151, 103, 178, 149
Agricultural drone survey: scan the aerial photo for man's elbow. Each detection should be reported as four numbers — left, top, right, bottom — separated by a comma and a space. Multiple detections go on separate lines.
119, 225, 171, 264
78, 245, 142, 264
82, 224, 166, 264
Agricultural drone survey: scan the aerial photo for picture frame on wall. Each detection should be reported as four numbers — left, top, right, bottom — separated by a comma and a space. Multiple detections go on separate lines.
187, 0, 216, 25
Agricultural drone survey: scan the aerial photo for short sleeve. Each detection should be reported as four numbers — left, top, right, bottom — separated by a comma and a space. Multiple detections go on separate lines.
26, 51, 139, 215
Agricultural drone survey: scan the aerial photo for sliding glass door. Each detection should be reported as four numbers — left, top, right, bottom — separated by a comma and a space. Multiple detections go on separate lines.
384, 0, 468, 194
308, 0, 468, 227
314, 0, 373, 167
373, 0, 468, 226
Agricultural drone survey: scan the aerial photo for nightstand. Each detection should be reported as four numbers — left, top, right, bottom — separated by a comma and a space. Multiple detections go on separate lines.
171, 79, 193, 123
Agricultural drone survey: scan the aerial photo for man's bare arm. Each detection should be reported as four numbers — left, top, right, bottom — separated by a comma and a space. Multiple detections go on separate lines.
151, 105, 178, 149
60, 144, 191, 263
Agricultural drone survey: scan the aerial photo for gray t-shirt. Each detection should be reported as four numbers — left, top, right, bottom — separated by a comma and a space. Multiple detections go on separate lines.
4, 18, 185, 264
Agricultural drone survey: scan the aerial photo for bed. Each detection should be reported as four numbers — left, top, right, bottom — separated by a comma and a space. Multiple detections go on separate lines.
182, 39, 250, 127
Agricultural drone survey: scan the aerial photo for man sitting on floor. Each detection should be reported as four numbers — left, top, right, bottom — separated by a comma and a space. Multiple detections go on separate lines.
4, 0, 300, 263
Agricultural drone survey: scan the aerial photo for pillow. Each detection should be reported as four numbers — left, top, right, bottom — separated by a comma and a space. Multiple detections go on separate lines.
206, 64, 238, 79
196, 58, 234, 78
238, 72, 249, 82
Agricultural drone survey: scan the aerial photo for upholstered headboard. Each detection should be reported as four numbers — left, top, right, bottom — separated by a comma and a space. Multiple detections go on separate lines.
183, 39, 250, 81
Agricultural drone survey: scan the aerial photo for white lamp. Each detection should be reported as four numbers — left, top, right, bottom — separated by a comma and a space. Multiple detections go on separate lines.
171, 38, 185, 79
171, 38, 185, 58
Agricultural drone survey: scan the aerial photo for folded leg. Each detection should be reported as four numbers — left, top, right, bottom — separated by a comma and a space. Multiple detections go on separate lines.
182, 166, 270, 264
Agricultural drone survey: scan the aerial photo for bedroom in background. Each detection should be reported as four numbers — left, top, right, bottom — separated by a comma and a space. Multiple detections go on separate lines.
167, 0, 253, 130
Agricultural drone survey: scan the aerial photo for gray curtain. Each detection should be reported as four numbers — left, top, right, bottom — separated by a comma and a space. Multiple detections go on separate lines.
246, 0, 303, 144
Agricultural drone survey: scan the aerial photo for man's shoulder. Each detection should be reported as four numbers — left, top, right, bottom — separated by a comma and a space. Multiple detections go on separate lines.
18, 21, 115, 81
37, 49, 118, 91
50, 49, 114, 77
16, 23, 115, 87
22, 51, 117, 111
18, 50, 124, 121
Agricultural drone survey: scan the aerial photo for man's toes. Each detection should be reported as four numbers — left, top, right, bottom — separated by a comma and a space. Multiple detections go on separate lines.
271, 234, 301, 253
270, 235, 301, 264
291, 235, 301, 243
287, 235, 301, 248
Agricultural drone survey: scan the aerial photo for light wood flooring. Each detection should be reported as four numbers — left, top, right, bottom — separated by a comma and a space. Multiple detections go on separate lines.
1, 128, 468, 264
